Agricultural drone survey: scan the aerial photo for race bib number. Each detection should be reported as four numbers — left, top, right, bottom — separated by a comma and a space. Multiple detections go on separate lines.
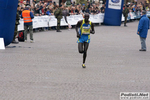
82, 29, 90, 34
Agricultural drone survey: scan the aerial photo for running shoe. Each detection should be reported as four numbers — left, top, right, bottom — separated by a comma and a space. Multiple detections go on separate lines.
82, 64, 86, 68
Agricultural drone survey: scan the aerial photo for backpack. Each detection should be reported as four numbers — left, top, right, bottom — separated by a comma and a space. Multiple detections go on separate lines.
18, 31, 24, 42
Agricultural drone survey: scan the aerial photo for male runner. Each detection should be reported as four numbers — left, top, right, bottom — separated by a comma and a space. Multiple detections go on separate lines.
75, 13, 95, 68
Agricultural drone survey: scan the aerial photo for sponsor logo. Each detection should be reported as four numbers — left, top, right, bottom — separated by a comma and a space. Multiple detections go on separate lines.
111, 0, 120, 3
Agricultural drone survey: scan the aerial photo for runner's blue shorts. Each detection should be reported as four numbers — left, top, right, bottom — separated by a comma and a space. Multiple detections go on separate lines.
77, 34, 90, 43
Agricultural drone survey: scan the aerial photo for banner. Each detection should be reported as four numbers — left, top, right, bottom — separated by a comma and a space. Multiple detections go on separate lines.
147, 11, 150, 17
104, 0, 124, 26
18, 12, 146, 31
128, 12, 137, 20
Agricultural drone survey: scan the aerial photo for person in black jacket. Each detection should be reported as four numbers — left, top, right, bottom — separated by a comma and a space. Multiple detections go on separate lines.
12, 5, 20, 44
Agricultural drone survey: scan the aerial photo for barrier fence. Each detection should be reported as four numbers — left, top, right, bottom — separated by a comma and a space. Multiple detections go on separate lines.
18, 11, 150, 31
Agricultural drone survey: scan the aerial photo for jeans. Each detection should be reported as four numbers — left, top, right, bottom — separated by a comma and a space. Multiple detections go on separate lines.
140, 36, 146, 50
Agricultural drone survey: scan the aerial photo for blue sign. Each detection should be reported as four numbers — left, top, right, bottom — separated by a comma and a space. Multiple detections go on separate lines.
104, 0, 124, 26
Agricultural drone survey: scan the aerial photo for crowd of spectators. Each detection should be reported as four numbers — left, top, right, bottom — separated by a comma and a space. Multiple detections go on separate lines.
18, 0, 150, 18
123, 1, 150, 19
17, 0, 150, 31
17, 0, 107, 31
18, 0, 107, 17
123, 1, 150, 12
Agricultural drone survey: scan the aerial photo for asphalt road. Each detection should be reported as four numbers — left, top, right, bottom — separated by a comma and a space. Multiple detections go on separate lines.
0, 21, 150, 100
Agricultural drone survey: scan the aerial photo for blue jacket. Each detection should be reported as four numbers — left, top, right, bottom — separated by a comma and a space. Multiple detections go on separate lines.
137, 15, 149, 38
46, 11, 51, 15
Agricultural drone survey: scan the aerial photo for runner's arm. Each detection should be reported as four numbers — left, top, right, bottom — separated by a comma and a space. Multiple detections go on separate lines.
75, 20, 82, 38
90, 22, 95, 34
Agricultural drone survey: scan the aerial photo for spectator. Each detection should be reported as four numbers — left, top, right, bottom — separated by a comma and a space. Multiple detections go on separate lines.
49, 6, 54, 15
87, 2, 90, 8
100, 4, 105, 13
81, 4, 86, 13
41, 6, 46, 15
91, 7, 97, 15
12, 5, 20, 44
70, 6, 75, 15
20, 0, 23, 3
122, 5, 129, 27
54, 5, 63, 32
46, 9, 51, 15
75, 6, 79, 15
137, 10, 149, 51
21, 6, 34, 43
85, 7, 91, 14
96, 7, 100, 14
34, 3, 41, 16
18, 6, 22, 15
146, 4, 149, 11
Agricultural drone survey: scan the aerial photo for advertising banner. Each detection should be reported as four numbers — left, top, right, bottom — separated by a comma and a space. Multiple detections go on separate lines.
18, 13, 104, 31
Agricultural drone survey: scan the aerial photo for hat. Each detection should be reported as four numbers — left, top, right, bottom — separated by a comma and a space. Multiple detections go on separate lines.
83, 4, 85, 6
142, 10, 146, 15
25, 5, 30, 9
